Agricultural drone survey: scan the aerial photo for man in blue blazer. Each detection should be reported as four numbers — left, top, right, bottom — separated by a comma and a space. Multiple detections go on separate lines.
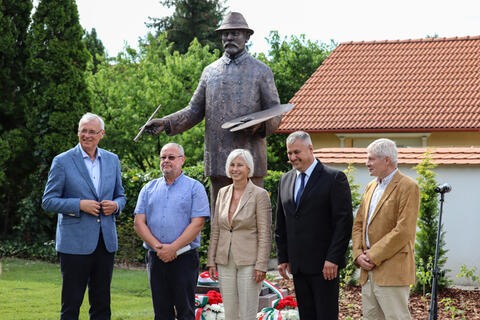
275, 131, 353, 319
42, 112, 126, 320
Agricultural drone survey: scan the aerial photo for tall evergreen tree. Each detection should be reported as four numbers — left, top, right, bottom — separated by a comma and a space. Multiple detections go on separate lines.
0, 0, 33, 238
148, 0, 226, 54
83, 28, 105, 73
18, 0, 91, 241
414, 153, 449, 292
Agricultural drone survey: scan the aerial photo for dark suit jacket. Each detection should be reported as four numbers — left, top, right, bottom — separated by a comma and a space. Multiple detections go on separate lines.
275, 160, 353, 274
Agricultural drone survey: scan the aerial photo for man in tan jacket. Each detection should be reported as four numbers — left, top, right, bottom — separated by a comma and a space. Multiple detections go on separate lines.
352, 138, 420, 320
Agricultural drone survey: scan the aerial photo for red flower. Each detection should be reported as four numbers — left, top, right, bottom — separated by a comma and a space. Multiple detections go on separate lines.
206, 290, 223, 305
275, 296, 297, 310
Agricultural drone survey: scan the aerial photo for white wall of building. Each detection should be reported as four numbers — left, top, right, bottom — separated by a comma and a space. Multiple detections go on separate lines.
328, 163, 480, 285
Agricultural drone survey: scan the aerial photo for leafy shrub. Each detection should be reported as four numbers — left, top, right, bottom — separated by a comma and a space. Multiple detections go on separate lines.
118, 165, 284, 268
0, 239, 56, 262
413, 153, 449, 292
341, 163, 361, 286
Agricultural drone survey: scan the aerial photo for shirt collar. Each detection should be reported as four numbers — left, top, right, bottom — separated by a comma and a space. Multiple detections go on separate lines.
377, 168, 398, 186
79, 144, 101, 160
162, 172, 184, 185
296, 159, 317, 178
221, 50, 248, 65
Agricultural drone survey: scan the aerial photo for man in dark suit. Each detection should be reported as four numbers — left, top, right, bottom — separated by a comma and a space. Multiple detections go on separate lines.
42, 112, 126, 320
275, 131, 353, 319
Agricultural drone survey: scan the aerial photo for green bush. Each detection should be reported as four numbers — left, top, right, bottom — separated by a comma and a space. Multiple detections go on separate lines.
118, 165, 284, 268
341, 163, 361, 286
413, 153, 449, 292
0, 239, 56, 262
264, 170, 283, 258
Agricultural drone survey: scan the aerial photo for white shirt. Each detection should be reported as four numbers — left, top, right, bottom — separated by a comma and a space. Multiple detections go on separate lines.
366, 168, 398, 248
80, 146, 101, 196
294, 160, 317, 203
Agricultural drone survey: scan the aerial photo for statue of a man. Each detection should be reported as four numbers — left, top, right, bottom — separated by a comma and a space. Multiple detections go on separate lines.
144, 12, 281, 212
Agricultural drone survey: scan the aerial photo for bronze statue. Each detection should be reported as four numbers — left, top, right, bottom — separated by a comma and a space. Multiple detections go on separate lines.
142, 12, 283, 213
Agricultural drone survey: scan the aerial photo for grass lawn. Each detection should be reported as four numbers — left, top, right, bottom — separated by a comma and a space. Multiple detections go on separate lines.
0, 258, 154, 320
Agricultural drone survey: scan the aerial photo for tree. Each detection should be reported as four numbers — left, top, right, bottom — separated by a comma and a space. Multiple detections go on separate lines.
0, 0, 33, 238
83, 28, 105, 73
147, 0, 226, 54
17, 0, 91, 241
88, 33, 219, 171
414, 153, 449, 292
256, 31, 336, 171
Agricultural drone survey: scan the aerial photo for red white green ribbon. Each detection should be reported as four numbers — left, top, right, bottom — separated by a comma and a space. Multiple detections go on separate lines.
258, 307, 283, 320
262, 279, 284, 299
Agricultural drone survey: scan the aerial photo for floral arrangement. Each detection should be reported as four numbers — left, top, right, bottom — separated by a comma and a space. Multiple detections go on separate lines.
274, 296, 297, 310
195, 290, 225, 320
257, 296, 300, 320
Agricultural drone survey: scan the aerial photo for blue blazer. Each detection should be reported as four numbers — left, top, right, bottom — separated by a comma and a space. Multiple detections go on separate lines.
42, 144, 126, 254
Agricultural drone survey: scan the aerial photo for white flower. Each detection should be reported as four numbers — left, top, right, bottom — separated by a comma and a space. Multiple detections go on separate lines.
204, 309, 217, 320
286, 309, 300, 320
209, 303, 224, 313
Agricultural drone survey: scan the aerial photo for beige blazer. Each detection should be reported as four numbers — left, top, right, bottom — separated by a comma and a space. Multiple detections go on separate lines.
352, 171, 420, 286
207, 180, 272, 272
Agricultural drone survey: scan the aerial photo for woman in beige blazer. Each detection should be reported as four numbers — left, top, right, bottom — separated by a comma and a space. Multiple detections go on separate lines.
207, 149, 272, 319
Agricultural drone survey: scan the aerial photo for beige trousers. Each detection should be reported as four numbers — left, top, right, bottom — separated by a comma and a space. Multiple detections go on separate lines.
362, 271, 411, 320
217, 247, 261, 320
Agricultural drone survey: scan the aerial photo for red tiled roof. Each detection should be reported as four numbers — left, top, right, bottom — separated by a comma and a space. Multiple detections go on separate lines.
313, 147, 480, 165
279, 36, 480, 132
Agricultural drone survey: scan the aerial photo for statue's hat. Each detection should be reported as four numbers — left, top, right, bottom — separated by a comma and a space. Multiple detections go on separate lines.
216, 12, 254, 35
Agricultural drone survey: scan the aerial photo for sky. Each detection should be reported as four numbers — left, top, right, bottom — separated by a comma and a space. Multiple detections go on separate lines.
74, 0, 480, 57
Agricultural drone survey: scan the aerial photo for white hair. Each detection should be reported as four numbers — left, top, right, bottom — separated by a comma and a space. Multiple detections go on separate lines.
161, 143, 185, 156
367, 138, 398, 166
225, 149, 254, 178
286, 131, 312, 147
79, 112, 104, 130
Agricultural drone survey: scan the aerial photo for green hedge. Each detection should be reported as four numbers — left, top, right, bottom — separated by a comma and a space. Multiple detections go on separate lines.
0, 164, 283, 269
116, 164, 283, 269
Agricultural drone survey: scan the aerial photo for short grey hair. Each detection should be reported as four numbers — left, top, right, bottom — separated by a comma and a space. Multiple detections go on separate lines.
161, 142, 185, 156
286, 131, 312, 147
225, 149, 254, 178
79, 112, 105, 130
367, 138, 398, 166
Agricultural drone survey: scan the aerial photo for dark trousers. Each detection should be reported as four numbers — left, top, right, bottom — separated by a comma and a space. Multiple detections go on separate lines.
146, 249, 199, 320
293, 272, 340, 320
58, 235, 114, 320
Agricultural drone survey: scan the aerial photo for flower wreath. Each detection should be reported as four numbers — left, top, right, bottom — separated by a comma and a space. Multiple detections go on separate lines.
195, 272, 299, 320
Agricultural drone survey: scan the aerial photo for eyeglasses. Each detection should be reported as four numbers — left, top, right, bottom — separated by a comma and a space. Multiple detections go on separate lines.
79, 129, 103, 136
160, 155, 183, 161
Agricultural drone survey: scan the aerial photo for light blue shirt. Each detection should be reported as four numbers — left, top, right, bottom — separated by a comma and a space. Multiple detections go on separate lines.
134, 172, 210, 251
80, 145, 101, 196
294, 159, 318, 203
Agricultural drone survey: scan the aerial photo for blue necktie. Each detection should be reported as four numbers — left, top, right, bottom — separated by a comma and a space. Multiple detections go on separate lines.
296, 172, 306, 207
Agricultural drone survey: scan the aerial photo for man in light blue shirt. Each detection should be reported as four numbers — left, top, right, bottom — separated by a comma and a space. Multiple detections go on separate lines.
134, 142, 210, 320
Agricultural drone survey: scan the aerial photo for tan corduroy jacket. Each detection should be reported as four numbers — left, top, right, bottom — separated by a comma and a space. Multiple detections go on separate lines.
352, 171, 420, 286
207, 180, 272, 272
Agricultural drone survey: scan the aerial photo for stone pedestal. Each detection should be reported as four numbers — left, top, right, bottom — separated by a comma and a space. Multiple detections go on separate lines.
196, 285, 220, 294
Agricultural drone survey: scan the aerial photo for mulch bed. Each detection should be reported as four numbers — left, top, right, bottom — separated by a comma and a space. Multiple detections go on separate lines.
278, 279, 480, 319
